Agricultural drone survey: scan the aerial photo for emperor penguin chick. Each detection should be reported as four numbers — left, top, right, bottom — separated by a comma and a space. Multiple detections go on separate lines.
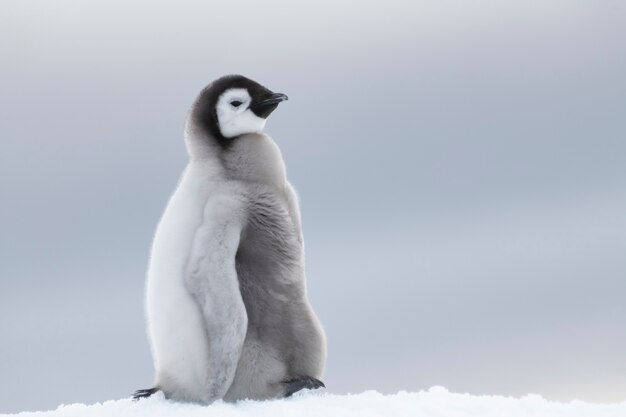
133, 75, 326, 404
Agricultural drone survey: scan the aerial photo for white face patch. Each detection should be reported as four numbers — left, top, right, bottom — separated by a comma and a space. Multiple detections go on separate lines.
216, 88, 267, 138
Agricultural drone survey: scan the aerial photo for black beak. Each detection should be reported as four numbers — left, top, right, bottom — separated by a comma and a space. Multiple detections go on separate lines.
253, 92, 288, 118
258, 93, 289, 107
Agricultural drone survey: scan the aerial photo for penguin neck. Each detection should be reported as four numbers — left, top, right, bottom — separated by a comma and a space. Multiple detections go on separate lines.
184, 124, 287, 189
221, 133, 287, 189
184, 120, 224, 166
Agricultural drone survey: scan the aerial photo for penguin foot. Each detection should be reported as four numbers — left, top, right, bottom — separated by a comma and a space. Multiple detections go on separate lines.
132, 387, 159, 401
283, 376, 325, 397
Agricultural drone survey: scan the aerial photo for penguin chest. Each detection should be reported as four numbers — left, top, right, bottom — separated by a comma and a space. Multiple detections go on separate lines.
148, 169, 211, 294
146, 170, 214, 394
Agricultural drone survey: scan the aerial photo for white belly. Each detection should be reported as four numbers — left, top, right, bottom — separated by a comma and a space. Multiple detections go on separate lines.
145, 164, 215, 401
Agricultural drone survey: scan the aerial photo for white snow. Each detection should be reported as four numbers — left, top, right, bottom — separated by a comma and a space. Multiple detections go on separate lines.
5, 387, 626, 417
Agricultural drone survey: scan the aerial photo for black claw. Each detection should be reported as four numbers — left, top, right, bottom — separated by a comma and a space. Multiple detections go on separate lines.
283, 376, 326, 397
132, 387, 159, 401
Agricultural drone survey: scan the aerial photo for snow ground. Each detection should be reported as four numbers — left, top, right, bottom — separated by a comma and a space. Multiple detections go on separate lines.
5, 387, 626, 417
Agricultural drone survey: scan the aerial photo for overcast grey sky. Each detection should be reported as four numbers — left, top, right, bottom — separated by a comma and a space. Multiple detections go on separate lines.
1, 0, 625, 413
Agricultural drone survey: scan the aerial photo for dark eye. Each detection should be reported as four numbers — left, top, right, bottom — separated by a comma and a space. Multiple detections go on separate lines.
230, 100, 243, 108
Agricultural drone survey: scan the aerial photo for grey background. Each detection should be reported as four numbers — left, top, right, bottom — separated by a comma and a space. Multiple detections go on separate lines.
1, 0, 625, 413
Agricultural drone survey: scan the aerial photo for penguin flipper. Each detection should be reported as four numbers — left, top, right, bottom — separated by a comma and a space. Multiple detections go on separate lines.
132, 387, 159, 400
185, 197, 248, 402
283, 376, 325, 397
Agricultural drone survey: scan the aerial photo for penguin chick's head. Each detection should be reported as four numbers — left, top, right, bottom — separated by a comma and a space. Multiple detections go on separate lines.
190, 75, 288, 146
